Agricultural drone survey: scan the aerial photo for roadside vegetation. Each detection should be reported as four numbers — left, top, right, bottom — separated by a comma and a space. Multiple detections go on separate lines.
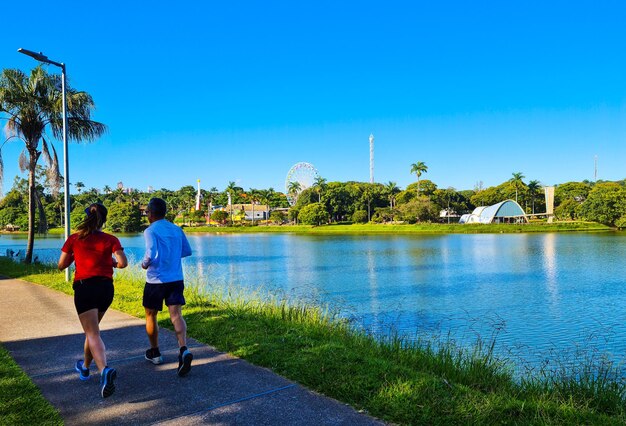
2, 258, 625, 425
0, 342, 62, 425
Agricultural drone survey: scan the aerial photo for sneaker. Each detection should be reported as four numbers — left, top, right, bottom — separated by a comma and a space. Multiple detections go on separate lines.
74, 360, 90, 381
100, 367, 117, 398
145, 348, 163, 365
177, 349, 193, 377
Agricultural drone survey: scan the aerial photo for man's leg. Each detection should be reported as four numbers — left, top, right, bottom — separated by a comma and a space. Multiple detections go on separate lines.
145, 308, 160, 348
167, 304, 187, 348
169, 303, 192, 376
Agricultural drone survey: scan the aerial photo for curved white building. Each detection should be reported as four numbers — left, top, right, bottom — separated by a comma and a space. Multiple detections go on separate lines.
459, 200, 528, 224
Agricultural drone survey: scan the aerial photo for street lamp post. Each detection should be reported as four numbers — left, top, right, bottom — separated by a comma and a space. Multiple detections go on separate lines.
18, 48, 70, 281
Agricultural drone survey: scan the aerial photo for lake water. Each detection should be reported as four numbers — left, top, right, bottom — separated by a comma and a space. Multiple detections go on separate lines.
2, 231, 626, 372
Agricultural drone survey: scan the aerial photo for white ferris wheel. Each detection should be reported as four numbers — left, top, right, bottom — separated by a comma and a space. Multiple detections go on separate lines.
284, 162, 320, 205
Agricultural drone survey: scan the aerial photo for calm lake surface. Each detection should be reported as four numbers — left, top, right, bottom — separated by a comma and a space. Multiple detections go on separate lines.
3, 231, 626, 371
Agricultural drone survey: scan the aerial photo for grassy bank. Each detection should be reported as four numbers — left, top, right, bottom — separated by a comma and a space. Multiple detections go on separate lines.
1, 259, 625, 424
0, 343, 62, 425
186, 221, 612, 234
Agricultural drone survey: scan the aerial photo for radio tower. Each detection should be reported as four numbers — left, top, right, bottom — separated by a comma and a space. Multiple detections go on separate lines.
369, 134, 374, 183
594, 155, 598, 182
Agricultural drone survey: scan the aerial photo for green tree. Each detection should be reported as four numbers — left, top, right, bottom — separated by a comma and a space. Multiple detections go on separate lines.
298, 202, 329, 225
384, 181, 400, 209
510, 172, 525, 204
287, 181, 302, 205
579, 182, 626, 226
0, 66, 106, 262
269, 210, 287, 224
527, 180, 541, 214
107, 202, 142, 232
313, 176, 327, 203
210, 210, 229, 224
409, 161, 428, 194
351, 210, 368, 223
397, 196, 439, 223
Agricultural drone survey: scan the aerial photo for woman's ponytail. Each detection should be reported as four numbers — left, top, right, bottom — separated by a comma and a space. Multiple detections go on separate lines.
77, 203, 108, 238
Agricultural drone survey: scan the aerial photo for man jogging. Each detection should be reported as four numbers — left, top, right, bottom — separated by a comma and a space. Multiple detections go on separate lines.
141, 197, 193, 376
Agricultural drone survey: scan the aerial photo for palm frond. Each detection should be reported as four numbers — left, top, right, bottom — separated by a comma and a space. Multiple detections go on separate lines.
46, 139, 61, 197
18, 148, 29, 172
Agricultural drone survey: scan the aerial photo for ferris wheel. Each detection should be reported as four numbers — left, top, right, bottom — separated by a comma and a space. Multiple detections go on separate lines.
285, 162, 320, 205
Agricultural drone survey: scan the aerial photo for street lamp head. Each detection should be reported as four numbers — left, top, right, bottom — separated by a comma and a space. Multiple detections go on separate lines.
18, 48, 64, 68
18, 48, 49, 62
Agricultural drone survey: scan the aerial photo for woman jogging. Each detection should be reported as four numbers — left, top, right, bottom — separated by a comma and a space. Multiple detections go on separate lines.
58, 203, 127, 398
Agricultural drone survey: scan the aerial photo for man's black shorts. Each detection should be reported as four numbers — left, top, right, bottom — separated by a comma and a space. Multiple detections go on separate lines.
143, 280, 186, 311
73, 276, 114, 315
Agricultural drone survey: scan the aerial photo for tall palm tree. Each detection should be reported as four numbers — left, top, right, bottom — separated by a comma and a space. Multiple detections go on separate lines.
0, 66, 106, 263
384, 181, 400, 208
287, 181, 302, 205
225, 181, 243, 224
409, 162, 428, 194
248, 188, 260, 225
527, 180, 541, 214
313, 176, 327, 202
510, 172, 525, 204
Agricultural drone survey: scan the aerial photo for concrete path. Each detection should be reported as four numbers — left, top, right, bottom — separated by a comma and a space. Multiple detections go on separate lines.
0, 277, 384, 425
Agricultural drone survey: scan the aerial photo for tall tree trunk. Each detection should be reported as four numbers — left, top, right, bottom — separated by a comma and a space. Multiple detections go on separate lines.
35, 190, 48, 234
25, 151, 40, 264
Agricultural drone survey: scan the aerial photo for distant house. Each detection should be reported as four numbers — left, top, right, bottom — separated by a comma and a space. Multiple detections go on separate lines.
459, 200, 528, 224
4, 224, 20, 232
220, 204, 270, 221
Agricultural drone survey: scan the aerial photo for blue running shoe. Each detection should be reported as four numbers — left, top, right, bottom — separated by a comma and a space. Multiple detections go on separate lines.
74, 360, 90, 381
100, 367, 117, 398
177, 349, 193, 377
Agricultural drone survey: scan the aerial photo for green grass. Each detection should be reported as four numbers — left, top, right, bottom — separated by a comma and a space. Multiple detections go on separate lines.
186, 221, 612, 234
1, 258, 625, 425
0, 343, 62, 425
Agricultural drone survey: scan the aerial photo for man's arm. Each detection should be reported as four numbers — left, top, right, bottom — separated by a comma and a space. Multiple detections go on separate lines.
141, 229, 157, 269
181, 230, 192, 258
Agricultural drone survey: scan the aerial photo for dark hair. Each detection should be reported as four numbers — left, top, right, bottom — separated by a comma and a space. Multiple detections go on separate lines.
77, 203, 107, 239
147, 197, 167, 219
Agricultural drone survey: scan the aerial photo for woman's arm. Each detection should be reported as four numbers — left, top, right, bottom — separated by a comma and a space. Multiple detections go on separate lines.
113, 249, 128, 269
58, 252, 74, 271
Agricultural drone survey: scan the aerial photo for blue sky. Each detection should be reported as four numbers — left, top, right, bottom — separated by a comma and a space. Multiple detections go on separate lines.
1, 1, 625, 194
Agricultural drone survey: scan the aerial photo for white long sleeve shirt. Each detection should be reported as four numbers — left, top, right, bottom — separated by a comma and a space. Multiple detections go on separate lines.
141, 219, 192, 284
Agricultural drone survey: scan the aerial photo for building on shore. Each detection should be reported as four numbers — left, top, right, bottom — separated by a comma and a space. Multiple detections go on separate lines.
459, 200, 528, 224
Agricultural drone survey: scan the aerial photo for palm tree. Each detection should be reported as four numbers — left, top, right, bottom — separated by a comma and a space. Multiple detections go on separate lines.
248, 188, 260, 225
313, 176, 327, 203
75, 181, 85, 193
384, 181, 400, 209
510, 172, 525, 204
225, 181, 243, 224
409, 162, 428, 194
287, 181, 302, 204
527, 180, 541, 214
0, 66, 106, 263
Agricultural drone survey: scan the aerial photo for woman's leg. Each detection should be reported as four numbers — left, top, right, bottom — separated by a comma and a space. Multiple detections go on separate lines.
82, 311, 106, 369
78, 309, 107, 373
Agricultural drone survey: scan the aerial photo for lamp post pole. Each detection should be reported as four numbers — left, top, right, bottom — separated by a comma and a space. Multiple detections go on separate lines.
18, 48, 70, 281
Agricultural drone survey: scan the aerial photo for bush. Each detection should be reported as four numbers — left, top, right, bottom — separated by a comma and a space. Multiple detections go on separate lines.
351, 210, 369, 223
270, 210, 287, 224
298, 203, 329, 225
210, 210, 229, 224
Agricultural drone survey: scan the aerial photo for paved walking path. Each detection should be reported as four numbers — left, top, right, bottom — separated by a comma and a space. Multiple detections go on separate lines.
0, 277, 384, 425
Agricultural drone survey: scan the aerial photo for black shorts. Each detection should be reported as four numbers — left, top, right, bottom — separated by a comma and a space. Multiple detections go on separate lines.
73, 277, 114, 315
143, 280, 186, 311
